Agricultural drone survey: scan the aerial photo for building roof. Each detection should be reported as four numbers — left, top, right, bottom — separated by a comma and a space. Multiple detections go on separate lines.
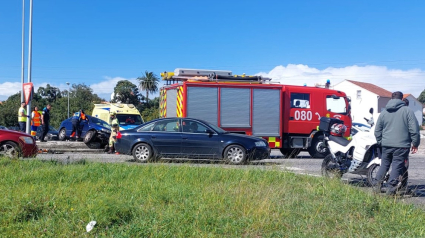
403, 93, 411, 99
346, 80, 392, 97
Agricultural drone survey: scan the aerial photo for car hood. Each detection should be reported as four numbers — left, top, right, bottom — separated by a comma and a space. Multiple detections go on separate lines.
0, 129, 32, 137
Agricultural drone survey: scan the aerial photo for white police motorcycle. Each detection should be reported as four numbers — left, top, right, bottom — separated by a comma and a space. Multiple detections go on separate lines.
320, 108, 382, 185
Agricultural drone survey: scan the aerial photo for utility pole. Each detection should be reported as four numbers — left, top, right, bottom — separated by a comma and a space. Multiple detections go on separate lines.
67, 82, 70, 118
25, 0, 33, 134
20, 0, 25, 104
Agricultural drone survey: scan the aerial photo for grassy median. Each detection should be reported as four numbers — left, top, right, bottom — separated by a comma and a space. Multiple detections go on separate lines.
1, 158, 424, 237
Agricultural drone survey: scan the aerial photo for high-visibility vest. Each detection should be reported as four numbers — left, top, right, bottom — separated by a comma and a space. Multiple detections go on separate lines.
81, 112, 87, 120
18, 107, 27, 122
111, 118, 119, 129
32, 111, 41, 126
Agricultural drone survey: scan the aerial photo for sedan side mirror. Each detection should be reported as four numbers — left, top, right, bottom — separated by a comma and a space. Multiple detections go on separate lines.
205, 129, 214, 134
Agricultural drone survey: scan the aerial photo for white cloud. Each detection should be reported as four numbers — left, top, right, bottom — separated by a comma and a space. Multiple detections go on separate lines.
0, 82, 22, 97
0, 81, 52, 101
89, 76, 139, 100
257, 64, 425, 98
90, 76, 138, 94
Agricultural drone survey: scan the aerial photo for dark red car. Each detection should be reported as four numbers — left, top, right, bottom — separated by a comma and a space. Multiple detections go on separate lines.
0, 129, 38, 158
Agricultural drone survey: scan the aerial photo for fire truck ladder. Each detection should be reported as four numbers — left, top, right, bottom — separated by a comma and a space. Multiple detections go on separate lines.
161, 68, 271, 85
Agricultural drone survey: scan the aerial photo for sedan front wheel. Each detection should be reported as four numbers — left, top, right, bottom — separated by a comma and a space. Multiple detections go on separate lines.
132, 143, 154, 163
58, 128, 67, 141
0, 141, 21, 158
224, 145, 247, 165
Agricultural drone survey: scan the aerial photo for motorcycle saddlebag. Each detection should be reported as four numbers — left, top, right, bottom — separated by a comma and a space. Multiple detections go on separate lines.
319, 117, 344, 132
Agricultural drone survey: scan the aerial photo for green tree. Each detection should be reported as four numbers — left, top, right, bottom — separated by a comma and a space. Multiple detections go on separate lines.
140, 97, 160, 122
0, 84, 104, 129
418, 89, 425, 104
37, 84, 62, 103
0, 93, 21, 128
111, 80, 142, 105
137, 71, 159, 104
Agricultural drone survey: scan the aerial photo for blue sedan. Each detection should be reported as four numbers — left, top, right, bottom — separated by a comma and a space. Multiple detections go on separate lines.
115, 118, 270, 165
58, 115, 111, 146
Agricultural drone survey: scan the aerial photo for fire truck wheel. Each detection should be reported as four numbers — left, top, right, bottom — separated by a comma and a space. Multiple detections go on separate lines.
308, 135, 328, 158
224, 145, 247, 165
280, 148, 301, 158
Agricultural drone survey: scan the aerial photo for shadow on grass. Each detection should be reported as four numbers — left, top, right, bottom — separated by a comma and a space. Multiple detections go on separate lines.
269, 155, 313, 159
127, 157, 289, 166
345, 176, 425, 198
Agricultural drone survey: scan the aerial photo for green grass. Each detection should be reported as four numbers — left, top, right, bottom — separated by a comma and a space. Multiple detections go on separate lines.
1, 158, 425, 237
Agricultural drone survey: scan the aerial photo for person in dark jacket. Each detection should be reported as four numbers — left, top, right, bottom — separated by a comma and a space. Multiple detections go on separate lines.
374, 91, 420, 195
39, 104, 52, 142
70, 109, 88, 141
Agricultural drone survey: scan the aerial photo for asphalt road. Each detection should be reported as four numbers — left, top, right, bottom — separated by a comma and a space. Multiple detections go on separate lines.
37, 137, 425, 209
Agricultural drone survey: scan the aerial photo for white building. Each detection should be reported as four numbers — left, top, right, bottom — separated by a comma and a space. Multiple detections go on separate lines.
333, 80, 423, 126
403, 94, 424, 125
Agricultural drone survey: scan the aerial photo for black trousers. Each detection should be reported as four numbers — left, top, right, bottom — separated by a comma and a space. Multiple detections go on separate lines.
71, 120, 81, 138
375, 147, 409, 191
40, 124, 49, 141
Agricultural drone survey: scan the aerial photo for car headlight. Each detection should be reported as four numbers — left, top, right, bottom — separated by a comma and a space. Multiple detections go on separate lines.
255, 141, 267, 147
19, 136, 34, 144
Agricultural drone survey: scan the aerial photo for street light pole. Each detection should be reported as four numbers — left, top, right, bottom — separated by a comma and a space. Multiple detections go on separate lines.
66, 82, 70, 118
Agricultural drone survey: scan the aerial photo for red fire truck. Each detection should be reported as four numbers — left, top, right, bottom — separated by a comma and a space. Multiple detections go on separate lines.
159, 68, 352, 158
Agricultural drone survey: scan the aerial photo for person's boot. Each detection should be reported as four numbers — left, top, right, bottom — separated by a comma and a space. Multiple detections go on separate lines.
107, 145, 114, 154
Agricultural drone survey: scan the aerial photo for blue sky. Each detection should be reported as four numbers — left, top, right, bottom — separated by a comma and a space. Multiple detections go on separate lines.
1, 0, 424, 101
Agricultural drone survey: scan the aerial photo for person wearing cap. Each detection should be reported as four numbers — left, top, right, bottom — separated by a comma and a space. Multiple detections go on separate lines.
108, 111, 119, 154
373, 91, 420, 196
18, 102, 28, 132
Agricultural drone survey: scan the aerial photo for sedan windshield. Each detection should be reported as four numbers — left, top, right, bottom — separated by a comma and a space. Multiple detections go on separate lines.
205, 122, 227, 134
91, 117, 111, 129
116, 114, 144, 126
326, 96, 347, 114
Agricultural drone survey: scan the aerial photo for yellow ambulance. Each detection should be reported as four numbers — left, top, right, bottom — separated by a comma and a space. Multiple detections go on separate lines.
92, 103, 144, 130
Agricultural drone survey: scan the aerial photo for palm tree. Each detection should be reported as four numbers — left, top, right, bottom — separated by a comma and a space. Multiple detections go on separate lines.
137, 71, 159, 104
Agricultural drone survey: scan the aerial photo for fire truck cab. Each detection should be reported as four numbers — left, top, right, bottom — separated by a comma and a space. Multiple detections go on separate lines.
159, 68, 352, 158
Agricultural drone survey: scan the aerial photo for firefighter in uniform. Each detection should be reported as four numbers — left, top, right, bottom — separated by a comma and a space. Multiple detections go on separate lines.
108, 112, 119, 154
31, 106, 41, 139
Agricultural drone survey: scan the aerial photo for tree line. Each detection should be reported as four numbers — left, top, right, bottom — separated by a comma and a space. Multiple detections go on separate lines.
0, 71, 161, 129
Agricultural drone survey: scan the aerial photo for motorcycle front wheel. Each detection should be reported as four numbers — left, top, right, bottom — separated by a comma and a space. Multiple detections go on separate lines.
321, 154, 343, 179
367, 164, 381, 186
368, 164, 402, 188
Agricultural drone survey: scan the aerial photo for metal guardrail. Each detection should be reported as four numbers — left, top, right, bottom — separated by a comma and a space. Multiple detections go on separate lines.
36, 141, 104, 154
